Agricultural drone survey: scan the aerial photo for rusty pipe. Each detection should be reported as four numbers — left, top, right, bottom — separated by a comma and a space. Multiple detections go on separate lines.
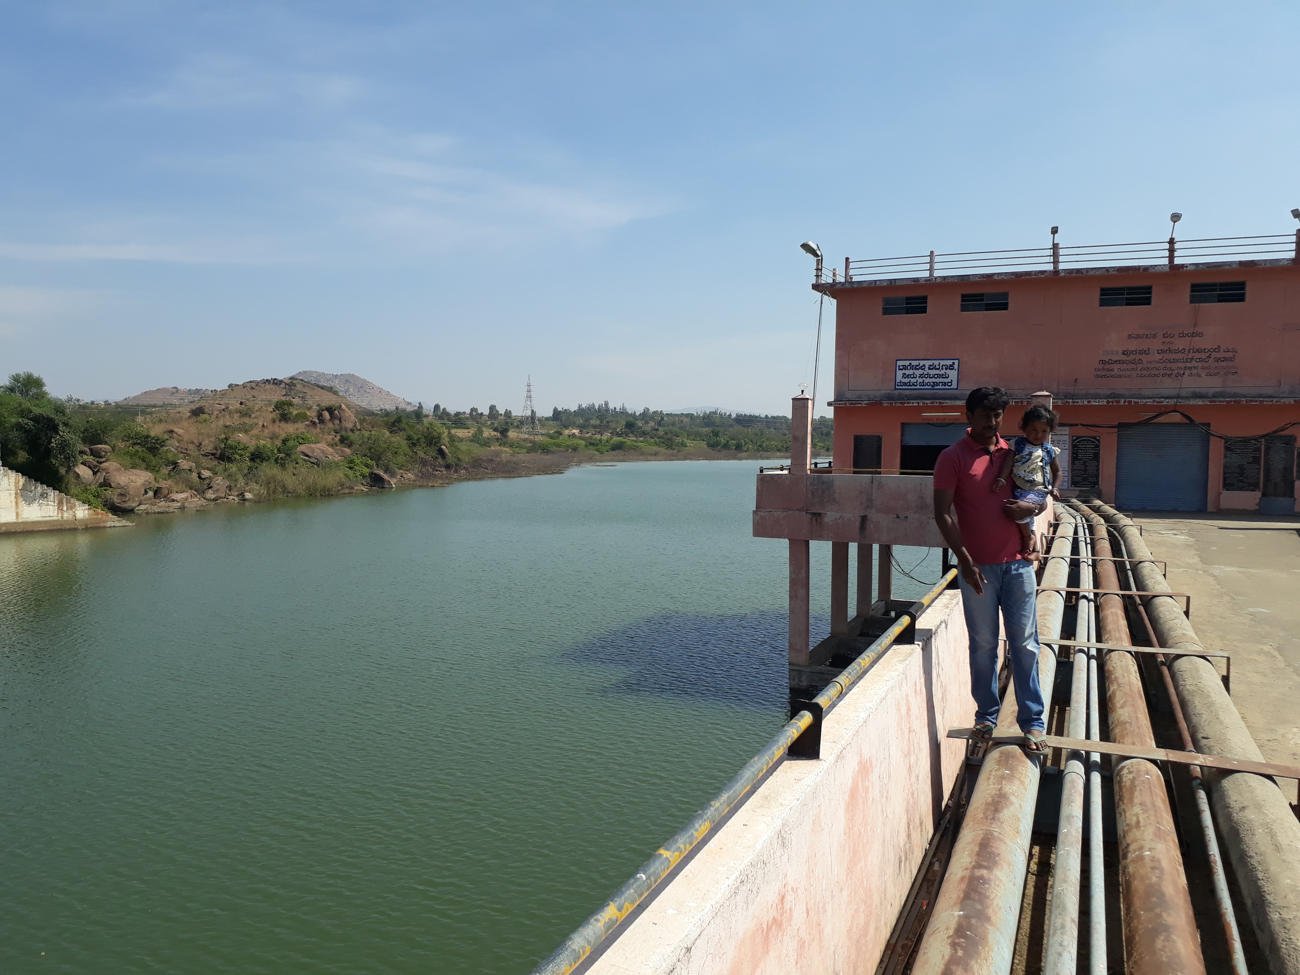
1043, 509, 1094, 975
1079, 507, 1205, 975
1091, 500, 1300, 975
911, 509, 1076, 975
1115, 543, 1248, 975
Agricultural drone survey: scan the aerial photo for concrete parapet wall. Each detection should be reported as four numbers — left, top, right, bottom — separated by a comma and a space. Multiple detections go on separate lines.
754, 472, 945, 547
0, 466, 124, 533
587, 591, 970, 975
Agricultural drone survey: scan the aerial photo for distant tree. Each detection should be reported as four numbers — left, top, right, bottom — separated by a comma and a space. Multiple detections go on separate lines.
488, 404, 500, 420
3, 371, 48, 400
272, 399, 295, 422
0, 375, 79, 485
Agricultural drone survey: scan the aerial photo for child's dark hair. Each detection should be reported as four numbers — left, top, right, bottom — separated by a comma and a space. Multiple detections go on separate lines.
1021, 404, 1057, 430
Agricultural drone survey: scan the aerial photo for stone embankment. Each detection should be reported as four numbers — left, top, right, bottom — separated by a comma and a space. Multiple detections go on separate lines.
1, 465, 124, 532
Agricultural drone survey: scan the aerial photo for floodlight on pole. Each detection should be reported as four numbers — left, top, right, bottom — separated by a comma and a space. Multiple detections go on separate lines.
801, 241, 826, 416
1291, 208, 1300, 222
1169, 211, 1182, 236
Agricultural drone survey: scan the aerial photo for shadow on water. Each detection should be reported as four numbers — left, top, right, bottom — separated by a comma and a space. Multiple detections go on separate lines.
562, 610, 830, 709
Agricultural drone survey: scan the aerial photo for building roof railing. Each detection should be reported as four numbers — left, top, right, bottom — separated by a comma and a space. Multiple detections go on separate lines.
815, 232, 1300, 285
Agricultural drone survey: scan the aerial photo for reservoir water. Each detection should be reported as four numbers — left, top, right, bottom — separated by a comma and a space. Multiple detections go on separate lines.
0, 460, 940, 973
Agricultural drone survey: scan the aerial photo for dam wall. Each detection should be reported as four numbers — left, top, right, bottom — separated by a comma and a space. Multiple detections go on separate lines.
587, 590, 970, 975
0, 466, 124, 533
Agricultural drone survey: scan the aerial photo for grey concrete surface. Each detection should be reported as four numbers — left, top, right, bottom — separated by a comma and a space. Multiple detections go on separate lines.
1133, 512, 1300, 767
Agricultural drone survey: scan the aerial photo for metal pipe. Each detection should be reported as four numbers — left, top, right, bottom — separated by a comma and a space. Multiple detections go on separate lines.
1112, 533, 1248, 975
911, 509, 1076, 975
1043, 511, 1092, 974
1090, 500, 1300, 975
532, 569, 957, 975
1079, 506, 1205, 975
1085, 518, 1106, 975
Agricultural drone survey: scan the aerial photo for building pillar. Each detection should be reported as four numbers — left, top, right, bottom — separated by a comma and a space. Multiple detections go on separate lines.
831, 541, 849, 635
878, 543, 893, 604
856, 542, 874, 617
789, 539, 810, 664
791, 395, 812, 473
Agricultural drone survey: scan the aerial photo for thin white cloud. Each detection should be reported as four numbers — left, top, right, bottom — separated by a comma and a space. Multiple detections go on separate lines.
331, 132, 674, 247
0, 235, 304, 266
121, 53, 365, 111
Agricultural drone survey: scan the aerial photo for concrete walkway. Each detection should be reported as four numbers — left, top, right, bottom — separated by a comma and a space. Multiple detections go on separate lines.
1134, 512, 1300, 767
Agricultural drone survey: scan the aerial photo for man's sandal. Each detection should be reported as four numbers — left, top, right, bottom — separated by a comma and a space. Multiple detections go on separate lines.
1023, 729, 1048, 754
967, 723, 996, 758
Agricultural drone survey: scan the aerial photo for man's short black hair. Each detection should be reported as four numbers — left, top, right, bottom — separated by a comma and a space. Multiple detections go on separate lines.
1021, 405, 1057, 430
965, 386, 1010, 414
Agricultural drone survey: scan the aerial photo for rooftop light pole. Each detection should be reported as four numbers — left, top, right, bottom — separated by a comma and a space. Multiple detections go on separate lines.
1169, 211, 1182, 268
1050, 225, 1060, 272
1292, 208, 1300, 262
800, 241, 825, 417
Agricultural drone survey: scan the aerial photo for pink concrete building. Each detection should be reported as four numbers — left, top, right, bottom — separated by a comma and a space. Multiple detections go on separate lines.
816, 227, 1300, 514
756, 226, 1300, 670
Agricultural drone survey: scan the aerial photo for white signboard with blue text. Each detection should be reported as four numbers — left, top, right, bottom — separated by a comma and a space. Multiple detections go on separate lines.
895, 358, 960, 391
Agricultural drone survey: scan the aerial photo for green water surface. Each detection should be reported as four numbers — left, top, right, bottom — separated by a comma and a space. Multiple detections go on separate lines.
0, 460, 938, 973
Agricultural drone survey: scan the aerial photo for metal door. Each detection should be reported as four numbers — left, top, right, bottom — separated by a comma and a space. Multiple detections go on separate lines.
900, 422, 966, 474
852, 435, 882, 472
1261, 435, 1297, 514
1116, 423, 1208, 512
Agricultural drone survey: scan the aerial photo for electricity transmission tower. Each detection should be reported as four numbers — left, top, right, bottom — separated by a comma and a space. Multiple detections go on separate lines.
522, 376, 539, 431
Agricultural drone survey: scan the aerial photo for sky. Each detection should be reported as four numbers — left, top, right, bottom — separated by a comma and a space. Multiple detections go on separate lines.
3, 2, 1299, 417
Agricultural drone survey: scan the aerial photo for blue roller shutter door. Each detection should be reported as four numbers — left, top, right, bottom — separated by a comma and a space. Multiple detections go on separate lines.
1116, 423, 1208, 512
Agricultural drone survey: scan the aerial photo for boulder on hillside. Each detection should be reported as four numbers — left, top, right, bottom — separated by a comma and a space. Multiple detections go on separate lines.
202, 476, 231, 501
72, 464, 97, 486
369, 469, 396, 489
335, 404, 358, 431
89, 444, 112, 459
313, 404, 359, 431
296, 443, 344, 465
173, 459, 195, 473
102, 466, 156, 513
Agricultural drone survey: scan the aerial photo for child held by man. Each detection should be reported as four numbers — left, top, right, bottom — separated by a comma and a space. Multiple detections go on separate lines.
993, 405, 1062, 560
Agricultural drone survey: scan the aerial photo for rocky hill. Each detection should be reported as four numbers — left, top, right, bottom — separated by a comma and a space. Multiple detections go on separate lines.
290, 371, 417, 412
119, 386, 215, 405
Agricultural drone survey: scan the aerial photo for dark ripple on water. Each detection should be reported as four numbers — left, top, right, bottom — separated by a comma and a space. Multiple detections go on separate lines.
562, 610, 824, 708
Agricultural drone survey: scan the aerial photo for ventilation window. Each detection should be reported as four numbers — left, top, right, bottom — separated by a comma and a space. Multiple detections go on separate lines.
1190, 281, 1246, 304
1099, 286, 1153, 307
883, 295, 928, 316
961, 291, 1010, 312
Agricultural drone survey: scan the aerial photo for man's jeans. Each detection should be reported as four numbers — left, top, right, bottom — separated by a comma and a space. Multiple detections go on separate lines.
957, 559, 1045, 732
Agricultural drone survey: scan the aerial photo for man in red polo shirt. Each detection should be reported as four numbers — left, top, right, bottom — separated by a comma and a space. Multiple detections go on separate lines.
933, 386, 1046, 752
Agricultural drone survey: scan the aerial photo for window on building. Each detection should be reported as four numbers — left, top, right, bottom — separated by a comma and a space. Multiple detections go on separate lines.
960, 291, 1010, 312
882, 295, 928, 316
1099, 286, 1153, 307
1190, 281, 1246, 304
